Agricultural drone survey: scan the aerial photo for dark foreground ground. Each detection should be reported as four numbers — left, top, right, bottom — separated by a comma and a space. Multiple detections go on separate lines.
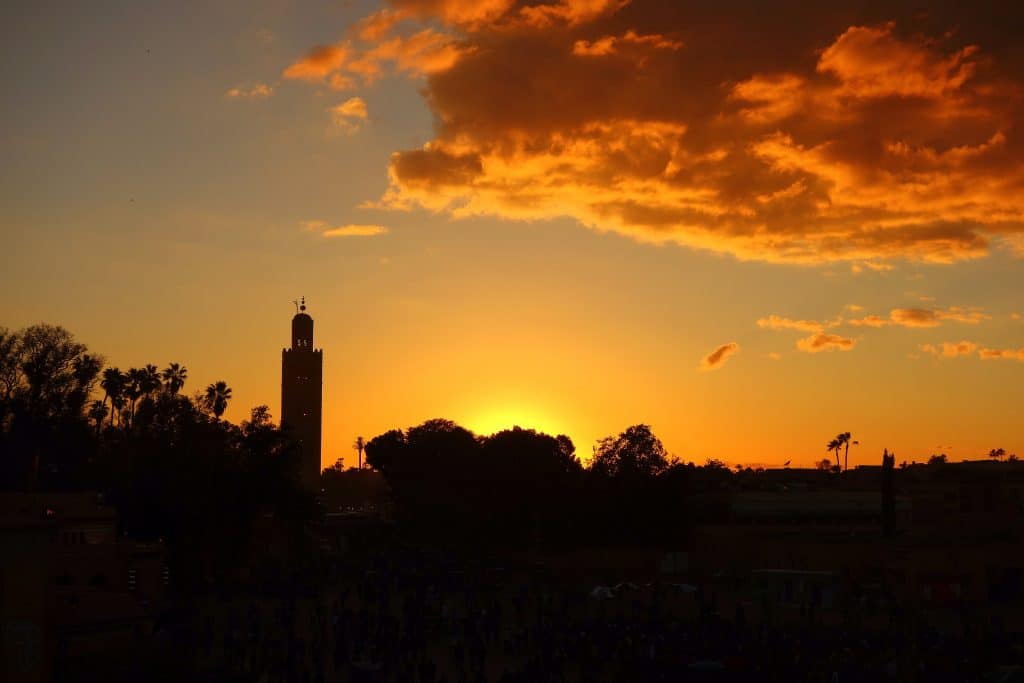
67, 555, 1024, 683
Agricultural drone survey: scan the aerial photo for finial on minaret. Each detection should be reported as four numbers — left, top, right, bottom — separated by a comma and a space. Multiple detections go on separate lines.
300, 296, 306, 312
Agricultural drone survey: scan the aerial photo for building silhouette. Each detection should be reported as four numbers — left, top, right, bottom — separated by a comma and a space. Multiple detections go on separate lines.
281, 298, 323, 491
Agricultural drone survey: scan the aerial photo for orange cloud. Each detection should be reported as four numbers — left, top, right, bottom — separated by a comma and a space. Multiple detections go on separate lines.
796, 333, 856, 353
283, 25, 469, 91
979, 347, 1024, 361
700, 342, 739, 371
920, 341, 978, 358
848, 315, 888, 328
352, 9, 408, 41
390, 0, 515, 28
729, 73, 807, 124
225, 83, 273, 99
817, 23, 980, 99
331, 97, 369, 132
851, 261, 895, 274
572, 30, 682, 57
284, 44, 351, 81
889, 308, 941, 328
301, 220, 389, 237
517, 0, 629, 28
333, 3, 1024, 264
890, 306, 990, 327
756, 315, 824, 333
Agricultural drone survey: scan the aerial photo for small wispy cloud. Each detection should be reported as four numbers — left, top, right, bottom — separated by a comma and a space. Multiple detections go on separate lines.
225, 83, 273, 99
756, 315, 824, 333
891, 306, 990, 327
920, 341, 978, 358
331, 96, 369, 133
796, 333, 856, 353
301, 220, 389, 237
979, 347, 1024, 361
851, 261, 895, 274
848, 307, 990, 328
700, 342, 739, 371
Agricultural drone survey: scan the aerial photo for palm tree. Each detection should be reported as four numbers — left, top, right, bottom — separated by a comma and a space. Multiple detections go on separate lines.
140, 364, 161, 396
989, 447, 1007, 461
353, 436, 366, 469
87, 400, 108, 435
204, 381, 232, 420
100, 367, 126, 427
839, 432, 859, 471
161, 363, 188, 394
827, 438, 842, 470
123, 367, 147, 426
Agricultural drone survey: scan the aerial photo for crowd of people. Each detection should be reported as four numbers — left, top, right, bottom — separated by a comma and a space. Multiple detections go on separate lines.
166, 555, 1022, 682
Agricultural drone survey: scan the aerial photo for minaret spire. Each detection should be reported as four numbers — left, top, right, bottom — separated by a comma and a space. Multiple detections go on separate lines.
282, 297, 323, 491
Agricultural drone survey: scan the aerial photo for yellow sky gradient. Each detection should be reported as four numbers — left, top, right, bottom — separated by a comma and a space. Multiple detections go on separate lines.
2, 0, 1023, 469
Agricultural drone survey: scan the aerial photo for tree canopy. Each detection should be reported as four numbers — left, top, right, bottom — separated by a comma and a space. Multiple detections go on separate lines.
0, 324, 314, 590
590, 424, 671, 479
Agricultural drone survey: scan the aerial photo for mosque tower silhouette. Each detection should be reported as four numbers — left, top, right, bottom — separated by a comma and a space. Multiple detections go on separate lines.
281, 297, 322, 491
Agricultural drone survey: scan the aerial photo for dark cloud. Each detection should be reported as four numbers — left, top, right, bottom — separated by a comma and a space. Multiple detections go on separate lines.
290, 0, 1024, 263
700, 342, 739, 370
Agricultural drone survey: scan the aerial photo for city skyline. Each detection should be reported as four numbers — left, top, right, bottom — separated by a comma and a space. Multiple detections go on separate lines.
4, 1, 1024, 469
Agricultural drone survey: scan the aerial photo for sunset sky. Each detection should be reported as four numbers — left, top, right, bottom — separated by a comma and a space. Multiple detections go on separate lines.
3, 0, 1023, 468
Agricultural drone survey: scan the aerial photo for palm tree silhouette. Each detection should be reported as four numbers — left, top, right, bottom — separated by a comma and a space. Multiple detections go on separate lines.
839, 432, 858, 471
87, 400, 108, 435
140, 364, 161, 396
123, 367, 147, 426
827, 438, 842, 470
100, 367, 126, 427
989, 447, 1007, 461
161, 363, 188, 395
353, 436, 366, 469
204, 381, 232, 420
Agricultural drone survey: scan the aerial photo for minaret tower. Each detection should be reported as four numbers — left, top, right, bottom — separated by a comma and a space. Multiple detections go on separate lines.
281, 297, 323, 491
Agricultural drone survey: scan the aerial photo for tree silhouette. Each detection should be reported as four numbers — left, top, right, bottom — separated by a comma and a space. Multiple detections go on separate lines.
87, 399, 108, 435
0, 324, 101, 486
989, 447, 1007, 461
100, 367, 126, 427
364, 428, 406, 473
245, 404, 272, 429
353, 435, 366, 469
161, 362, 188, 395
16, 324, 97, 419
0, 328, 18, 409
839, 432, 858, 471
591, 424, 670, 479
816, 458, 833, 471
204, 381, 232, 420
124, 367, 146, 427
140, 364, 161, 394
928, 453, 948, 465
827, 438, 842, 470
